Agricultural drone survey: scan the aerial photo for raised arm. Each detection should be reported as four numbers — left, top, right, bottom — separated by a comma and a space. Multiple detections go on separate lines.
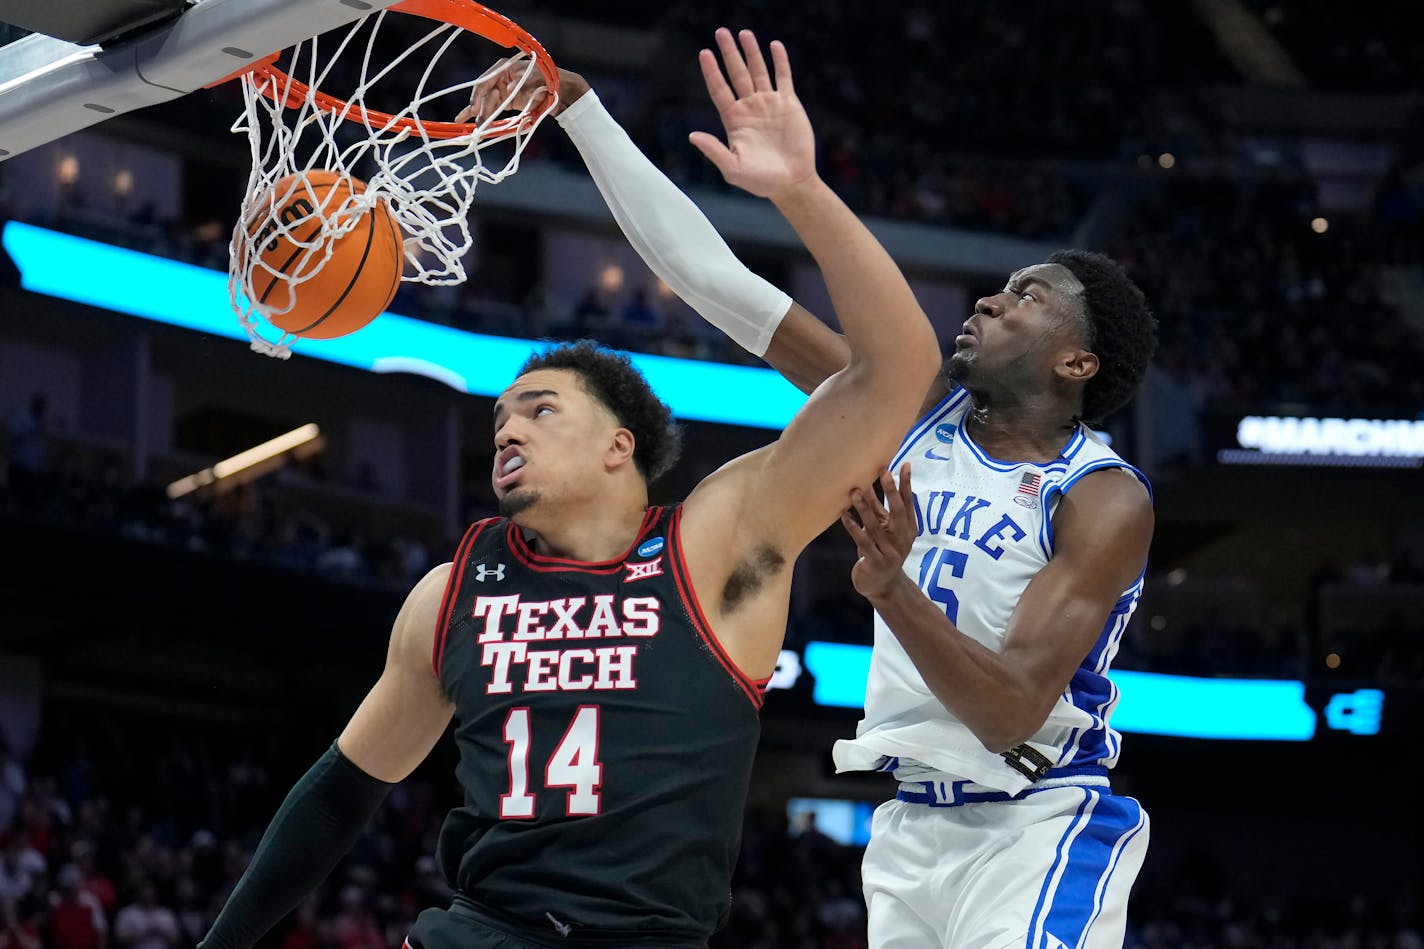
683, 30, 939, 551
554, 75, 853, 394
469, 54, 853, 394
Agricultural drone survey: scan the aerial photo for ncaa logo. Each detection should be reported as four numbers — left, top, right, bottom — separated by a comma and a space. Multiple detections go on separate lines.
934, 423, 956, 444
474, 563, 506, 582
637, 537, 665, 558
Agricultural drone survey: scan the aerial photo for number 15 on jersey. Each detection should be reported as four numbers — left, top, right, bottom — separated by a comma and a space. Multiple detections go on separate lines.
916, 546, 967, 624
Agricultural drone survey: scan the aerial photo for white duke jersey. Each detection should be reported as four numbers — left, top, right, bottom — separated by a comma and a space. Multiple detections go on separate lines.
833, 387, 1150, 793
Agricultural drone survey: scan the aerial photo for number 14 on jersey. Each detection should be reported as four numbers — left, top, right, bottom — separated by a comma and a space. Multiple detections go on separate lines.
501, 706, 603, 819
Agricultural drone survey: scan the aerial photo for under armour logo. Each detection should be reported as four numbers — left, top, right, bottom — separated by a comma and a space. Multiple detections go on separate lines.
623, 556, 663, 582
475, 563, 506, 582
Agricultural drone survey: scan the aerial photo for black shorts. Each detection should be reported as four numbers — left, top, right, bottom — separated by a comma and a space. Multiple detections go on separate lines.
406, 905, 545, 949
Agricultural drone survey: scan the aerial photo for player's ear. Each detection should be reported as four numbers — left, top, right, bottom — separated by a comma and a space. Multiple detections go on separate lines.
1055, 348, 1099, 384
606, 427, 636, 472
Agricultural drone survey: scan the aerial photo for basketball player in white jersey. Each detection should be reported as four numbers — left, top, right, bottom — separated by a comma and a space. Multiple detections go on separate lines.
829, 259, 1157, 948
485, 27, 1156, 948
727, 254, 1155, 947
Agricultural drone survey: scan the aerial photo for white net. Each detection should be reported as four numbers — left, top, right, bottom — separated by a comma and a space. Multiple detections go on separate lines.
229, 4, 557, 358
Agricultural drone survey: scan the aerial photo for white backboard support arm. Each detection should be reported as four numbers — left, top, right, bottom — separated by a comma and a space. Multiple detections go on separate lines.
0, 0, 404, 160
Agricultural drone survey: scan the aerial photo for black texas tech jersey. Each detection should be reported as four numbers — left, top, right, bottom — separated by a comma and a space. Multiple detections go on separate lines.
432, 506, 767, 944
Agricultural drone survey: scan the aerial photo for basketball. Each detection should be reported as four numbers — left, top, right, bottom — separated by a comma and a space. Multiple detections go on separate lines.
243, 170, 404, 339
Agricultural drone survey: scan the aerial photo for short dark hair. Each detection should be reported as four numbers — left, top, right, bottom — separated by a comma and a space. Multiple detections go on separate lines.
1047, 249, 1158, 423
517, 340, 683, 482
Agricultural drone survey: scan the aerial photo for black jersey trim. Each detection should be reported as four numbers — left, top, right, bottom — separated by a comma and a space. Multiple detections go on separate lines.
505, 507, 662, 573
667, 507, 765, 711
433, 518, 496, 679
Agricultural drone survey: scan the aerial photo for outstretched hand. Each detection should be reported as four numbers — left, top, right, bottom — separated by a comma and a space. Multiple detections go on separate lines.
842, 465, 918, 602
689, 28, 816, 202
454, 58, 588, 124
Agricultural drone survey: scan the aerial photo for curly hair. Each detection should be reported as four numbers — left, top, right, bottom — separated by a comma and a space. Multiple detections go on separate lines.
517, 340, 683, 483
1047, 249, 1158, 423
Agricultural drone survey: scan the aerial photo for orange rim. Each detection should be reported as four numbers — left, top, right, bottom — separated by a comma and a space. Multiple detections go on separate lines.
242, 0, 559, 140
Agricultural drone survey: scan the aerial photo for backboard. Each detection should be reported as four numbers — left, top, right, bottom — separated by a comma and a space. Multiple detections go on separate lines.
1, 0, 187, 46
0, 0, 406, 161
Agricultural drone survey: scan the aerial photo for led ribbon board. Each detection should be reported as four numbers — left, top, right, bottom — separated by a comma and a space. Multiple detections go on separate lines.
0, 222, 806, 430
798, 642, 1375, 741
1222, 415, 1424, 467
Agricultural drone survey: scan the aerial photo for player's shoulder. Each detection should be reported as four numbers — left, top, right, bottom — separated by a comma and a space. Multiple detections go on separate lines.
1048, 468, 1153, 589
393, 563, 454, 647
1068, 466, 1152, 508
413, 561, 454, 595
1055, 467, 1153, 549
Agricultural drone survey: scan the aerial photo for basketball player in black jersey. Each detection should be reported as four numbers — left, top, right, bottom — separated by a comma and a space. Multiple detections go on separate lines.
197, 31, 939, 949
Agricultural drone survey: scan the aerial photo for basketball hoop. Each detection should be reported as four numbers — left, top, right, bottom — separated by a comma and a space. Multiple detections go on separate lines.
227, 0, 559, 358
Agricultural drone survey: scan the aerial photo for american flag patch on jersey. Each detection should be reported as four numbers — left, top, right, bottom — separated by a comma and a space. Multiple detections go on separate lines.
1017, 471, 1042, 498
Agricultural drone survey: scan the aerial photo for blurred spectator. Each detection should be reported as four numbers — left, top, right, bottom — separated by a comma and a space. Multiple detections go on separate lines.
46, 864, 106, 949
0, 835, 44, 905
112, 881, 178, 949
277, 897, 323, 949
620, 287, 662, 339
70, 842, 115, 916
0, 896, 42, 949
571, 286, 615, 339
170, 877, 208, 947
329, 885, 383, 949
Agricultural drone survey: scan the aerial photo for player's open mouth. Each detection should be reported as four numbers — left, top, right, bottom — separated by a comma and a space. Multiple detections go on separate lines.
495, 451, 526, 488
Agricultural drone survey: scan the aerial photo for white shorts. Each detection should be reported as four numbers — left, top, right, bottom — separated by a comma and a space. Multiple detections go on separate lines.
862, 779, 1149, 949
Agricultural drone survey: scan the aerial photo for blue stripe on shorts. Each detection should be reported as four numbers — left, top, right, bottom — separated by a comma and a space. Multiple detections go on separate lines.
1029, 790, 1146, 948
